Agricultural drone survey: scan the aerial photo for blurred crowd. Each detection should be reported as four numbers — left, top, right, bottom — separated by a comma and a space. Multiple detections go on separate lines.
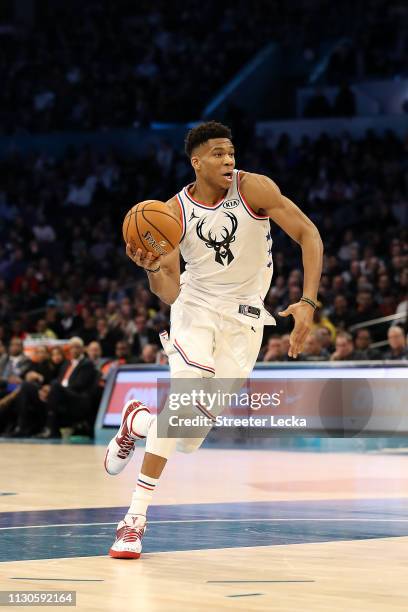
0, 127, 406, 349
325, 2, 408, 84
303, 85, 357, 119
0, 126, 407, 437
0, 0, 406, 133
0, 0, 275, 131
0, 0, 406, 440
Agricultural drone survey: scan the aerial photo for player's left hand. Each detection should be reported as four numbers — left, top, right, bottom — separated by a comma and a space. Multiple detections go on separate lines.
278, 301, 314, 358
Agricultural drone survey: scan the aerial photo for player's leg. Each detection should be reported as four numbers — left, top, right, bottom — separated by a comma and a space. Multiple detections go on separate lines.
122, 371, 202, 517
104, 299, 216, 475
106, 397, 177, 559
108, 370, 205, 559
107, 300, 216, 558
176, 318, 264, 454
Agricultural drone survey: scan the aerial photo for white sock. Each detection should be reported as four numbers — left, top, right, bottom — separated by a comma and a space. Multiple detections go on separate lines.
127, 473, 158, 519
126, 403, 154, 438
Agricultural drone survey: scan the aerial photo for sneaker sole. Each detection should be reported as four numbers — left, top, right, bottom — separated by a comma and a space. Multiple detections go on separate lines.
109, 548, 141, 559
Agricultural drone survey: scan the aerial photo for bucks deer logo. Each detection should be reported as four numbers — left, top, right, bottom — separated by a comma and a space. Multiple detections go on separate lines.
196, 211, 238, 266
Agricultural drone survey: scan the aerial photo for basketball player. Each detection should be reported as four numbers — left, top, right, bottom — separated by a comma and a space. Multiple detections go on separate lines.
105, 121, 323, 558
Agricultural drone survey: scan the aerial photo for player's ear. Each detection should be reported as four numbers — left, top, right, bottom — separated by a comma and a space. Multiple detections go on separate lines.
191, 155, 200, 171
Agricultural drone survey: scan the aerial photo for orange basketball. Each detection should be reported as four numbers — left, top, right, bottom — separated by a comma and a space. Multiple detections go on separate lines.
122, 200, 182, 258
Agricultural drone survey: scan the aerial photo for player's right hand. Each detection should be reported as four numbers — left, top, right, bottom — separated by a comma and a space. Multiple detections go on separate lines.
126, 244, 161, 272
278, 301, 314, 358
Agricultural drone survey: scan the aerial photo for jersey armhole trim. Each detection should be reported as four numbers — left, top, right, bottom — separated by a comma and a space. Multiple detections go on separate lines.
176, 194, 186, 242
237, 170, 269, 220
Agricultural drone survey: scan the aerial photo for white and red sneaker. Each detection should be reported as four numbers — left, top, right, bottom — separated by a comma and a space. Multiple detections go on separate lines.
104, 400, 149, 476
109, 515, 147, 559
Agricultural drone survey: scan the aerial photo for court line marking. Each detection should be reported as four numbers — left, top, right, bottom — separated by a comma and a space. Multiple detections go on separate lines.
208, 580, 315, 583
226, 593, 264, 598
2, 518, 408, 531
11, 578, 104, 582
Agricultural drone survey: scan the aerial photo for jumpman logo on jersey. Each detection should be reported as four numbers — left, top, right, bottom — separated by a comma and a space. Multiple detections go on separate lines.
196, 212, 238, 266
189, 210, 200, 222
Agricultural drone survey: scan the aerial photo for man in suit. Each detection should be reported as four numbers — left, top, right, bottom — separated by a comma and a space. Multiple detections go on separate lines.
0, 338, 31, 398
36, 336, 98, 438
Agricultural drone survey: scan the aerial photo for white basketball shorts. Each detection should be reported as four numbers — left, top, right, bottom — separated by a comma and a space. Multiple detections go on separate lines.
160, 296, 263, 379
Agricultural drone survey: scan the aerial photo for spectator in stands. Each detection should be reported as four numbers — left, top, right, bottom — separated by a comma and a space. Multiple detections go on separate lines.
43, 301, 64, 338
33, 215, 56, 243
95, 318, 123, 357
156, 350, 169, 365
86, 341, 106, 370
0, 0, 405, 134
330, 295, 352, 331
0, 129, 406, 363
395, 298, 407, 330
6, 345, 65, 437
300, 332, 329, 361
132, 316, 159, 358
79, 314, 98, 345
0, 341, 7, 374
35, 337, 98, 438
315, 327, 335, 354
59, 301, 82, 338
139, 344, 159, 364
338, 230, 359, 262
311, 303, 336, 341
350, 291, 381, 328
384, 326, 408, 360
24, 346, 56, 384
353, 328, 382, 360
0, 338, 31, 398
35, 319, 57, 339
46, 346, 67, 382
100, 340, 136, 382
280, 334, 291, 360
117, 301, 137, 344
260, 335, 282, 362
149, 313, 169, 346
330, 331, 364, 361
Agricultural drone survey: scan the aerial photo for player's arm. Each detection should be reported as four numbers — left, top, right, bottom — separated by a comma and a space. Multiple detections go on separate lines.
126, 197, 181, 305
240, 172, 324, 358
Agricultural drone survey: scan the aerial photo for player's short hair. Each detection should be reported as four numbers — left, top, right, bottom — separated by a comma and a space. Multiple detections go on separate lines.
184, 121, 232, 157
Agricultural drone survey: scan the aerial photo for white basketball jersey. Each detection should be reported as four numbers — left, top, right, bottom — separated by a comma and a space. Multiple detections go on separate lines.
175, 169, 275, 327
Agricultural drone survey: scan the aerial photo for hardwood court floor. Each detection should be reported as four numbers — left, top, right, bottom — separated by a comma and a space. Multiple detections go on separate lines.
1, 442, 408, 611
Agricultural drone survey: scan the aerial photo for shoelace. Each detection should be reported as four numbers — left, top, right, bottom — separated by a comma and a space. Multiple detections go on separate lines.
123, 525, 145, 543
117, 433, 135, 459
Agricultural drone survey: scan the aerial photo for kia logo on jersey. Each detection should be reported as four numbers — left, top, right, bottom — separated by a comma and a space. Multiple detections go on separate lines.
223, 199, 239, 209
